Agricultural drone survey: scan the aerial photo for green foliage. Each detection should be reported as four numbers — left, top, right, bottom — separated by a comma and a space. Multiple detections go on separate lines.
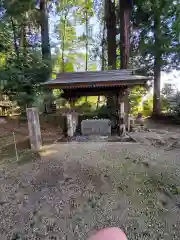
161, 83, 177, 98
160, 83, 179, 113
55, 18, 77, 51
129, 86, 148, 116
133, 0, 180, 72
54, 0, 95, 72
53, 53, 75, 73
74, 96, 98, 112
132, 2, 179, 72
95, 105, 113, 118
132, 0, 180, 114
173, 93, 180, 117
0, 51, 49, 107
161, 95, 170, 112
0, 0, 52, 110
161, 83, 180, 116
0, 0, 97, 112
142, 96, 153, 117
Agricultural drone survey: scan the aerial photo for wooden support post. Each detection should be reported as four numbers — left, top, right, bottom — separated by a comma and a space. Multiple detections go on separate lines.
118, 87, 130, 135
119, 102, 126, 136
123, 90, 130, 129
26, 108, 42, 150
118, 90, 126, 136
120, 102, 125, 118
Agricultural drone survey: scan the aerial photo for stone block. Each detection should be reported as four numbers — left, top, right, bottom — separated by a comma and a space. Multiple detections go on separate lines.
81, 119, 111, 136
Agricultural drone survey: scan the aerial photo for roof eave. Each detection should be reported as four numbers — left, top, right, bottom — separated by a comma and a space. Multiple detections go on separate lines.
43, 79, 149, 89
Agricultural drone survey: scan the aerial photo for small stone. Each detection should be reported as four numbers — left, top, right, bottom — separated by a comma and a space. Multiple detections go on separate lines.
0, 200, 8, 205
24, 195, 29, 200
64, 177, 72, 183
175, 202, 180, 209
46, 225, 54, 232
11, 232, 24, 240
142, 161, 150, 168
160, 199, 167, 207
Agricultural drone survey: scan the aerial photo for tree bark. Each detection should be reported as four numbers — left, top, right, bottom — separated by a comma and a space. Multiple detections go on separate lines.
40, 0, 52, 113
61, 16, 67, 73
119, 0, 132, 69
97, 96, 100, 109
20, 14, 28, 65
10, 17, 20, 64
61, 9, 69, 73
119, 1, 132, 133
153, 12, 161, 115
101, 21, 106, 71
40, 0, 51, 62
105, 0, 116, 70
85, 5, 88, 71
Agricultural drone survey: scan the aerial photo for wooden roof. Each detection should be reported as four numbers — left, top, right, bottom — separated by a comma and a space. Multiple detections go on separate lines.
42, 69, 150, 89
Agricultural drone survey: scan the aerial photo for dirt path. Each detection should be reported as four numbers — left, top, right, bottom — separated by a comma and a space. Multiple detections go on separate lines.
1, 141, 180, 239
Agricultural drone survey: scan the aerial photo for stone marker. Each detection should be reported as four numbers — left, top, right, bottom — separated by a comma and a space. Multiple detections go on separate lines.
81, 119, 111, 136
26, 108, 42, 150
66, 113, 78, 137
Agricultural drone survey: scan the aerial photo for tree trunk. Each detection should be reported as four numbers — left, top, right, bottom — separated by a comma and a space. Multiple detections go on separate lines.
85, 6, 88, 71
105, 0, 116, 70
40, 0, 51, 62
153, 12, 161, 115
101, 21, 106, 71
119, 1, 132, 133
97, 96, 100, 109
22, 25, 27, 61
10, 17, 20, 64
40, 0, 52, 113
153, 60, 161, 115
105, 0, 116, 119
61, 16, 67, 73
20, 14, 28, 65
119, 0, 132, 69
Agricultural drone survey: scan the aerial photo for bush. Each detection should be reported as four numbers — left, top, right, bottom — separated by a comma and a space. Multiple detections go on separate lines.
142, 100, 152, 117
172, 92, 180, 117
95, 105, 114, 118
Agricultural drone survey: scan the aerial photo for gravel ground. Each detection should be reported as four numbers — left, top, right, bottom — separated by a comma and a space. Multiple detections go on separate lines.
1, 135, 180, 239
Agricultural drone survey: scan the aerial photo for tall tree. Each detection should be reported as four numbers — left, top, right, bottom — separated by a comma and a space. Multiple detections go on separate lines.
132, 0, 180, 115
39, 0, 51, 64
85, 3, 89, 71
76, 0, 94, 71
55, 0, 85, 72
89, 0, 107, 71
153, 3, 161, 114
105, 0, 116, 69
119, 0, 133, 69
0, 0, 50, 109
